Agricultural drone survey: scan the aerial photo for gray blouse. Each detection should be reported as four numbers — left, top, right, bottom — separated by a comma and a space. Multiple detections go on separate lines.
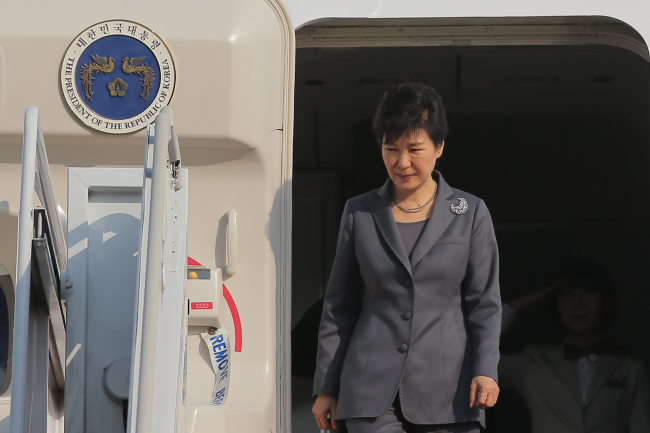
396, 219, 429, 258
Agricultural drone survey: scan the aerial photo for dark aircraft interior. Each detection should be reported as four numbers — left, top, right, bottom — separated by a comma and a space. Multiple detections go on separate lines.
291, 21, 650, 433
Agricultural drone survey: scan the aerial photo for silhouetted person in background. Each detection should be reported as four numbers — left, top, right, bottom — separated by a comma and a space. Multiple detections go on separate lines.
499, 258, 650, 433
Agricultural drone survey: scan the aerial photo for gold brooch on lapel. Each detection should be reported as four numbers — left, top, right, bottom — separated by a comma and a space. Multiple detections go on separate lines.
450, 198, 468, 215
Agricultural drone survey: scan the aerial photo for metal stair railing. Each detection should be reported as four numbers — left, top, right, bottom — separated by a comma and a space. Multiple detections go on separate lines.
11, 107, 68, 433
128, 106, 186, 433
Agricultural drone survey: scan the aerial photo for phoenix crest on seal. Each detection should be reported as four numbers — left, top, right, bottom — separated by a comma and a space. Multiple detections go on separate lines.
80, 55, 115, 101
122, 57, 156, 102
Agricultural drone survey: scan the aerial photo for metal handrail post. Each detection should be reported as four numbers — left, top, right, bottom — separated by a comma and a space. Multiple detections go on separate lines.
10, 107, 40, 433
134, 111, 171, 433
160, 107, 183, 191
34, 126, 67, 272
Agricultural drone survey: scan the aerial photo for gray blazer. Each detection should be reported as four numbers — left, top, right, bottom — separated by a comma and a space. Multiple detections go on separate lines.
313, 172, 502, 424
499, 346, 650, 433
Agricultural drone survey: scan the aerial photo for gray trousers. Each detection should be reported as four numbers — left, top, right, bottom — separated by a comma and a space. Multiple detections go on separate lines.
345, 396, 481, 433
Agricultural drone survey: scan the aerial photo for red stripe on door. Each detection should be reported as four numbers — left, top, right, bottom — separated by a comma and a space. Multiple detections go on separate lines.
222, 285, 242, 352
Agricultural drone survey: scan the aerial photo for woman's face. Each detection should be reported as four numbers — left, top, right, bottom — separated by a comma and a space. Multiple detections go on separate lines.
557, 286, 604, 335
381, 129, 443, 193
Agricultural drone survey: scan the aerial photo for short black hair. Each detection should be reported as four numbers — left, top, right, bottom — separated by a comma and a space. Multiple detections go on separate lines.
372, 82, 448, 148
548, 258, 617, 333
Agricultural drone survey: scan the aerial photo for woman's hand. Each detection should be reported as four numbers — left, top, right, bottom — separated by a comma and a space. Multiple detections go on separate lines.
313, 394, 339, 430
469, 376, 499, 409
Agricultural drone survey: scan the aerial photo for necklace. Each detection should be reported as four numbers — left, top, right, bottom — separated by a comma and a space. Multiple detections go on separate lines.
394, 181, 437, 213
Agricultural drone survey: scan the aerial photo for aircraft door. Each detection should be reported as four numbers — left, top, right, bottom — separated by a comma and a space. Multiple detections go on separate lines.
175, 1, 294, 433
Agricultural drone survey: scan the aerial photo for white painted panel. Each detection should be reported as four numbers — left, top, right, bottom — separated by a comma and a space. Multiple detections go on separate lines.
85, 195, 141, 432
284, 0, 650, 50
182, 129, 289, 433
0, 2, 294, 433
66, 168, 144, 433
0, 0, 291, 150
0, 45, 4, 117
151, 168, 188, 433
285, 0, 379, 28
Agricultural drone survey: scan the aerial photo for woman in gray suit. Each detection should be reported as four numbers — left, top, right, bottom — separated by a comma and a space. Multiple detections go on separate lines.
312, 83, 502, 433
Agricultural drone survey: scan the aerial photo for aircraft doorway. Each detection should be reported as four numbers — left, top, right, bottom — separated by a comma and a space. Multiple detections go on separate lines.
291, 17, 650, 433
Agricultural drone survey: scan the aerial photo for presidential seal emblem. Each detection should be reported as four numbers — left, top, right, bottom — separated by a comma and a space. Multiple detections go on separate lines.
60, 20, 176, 134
